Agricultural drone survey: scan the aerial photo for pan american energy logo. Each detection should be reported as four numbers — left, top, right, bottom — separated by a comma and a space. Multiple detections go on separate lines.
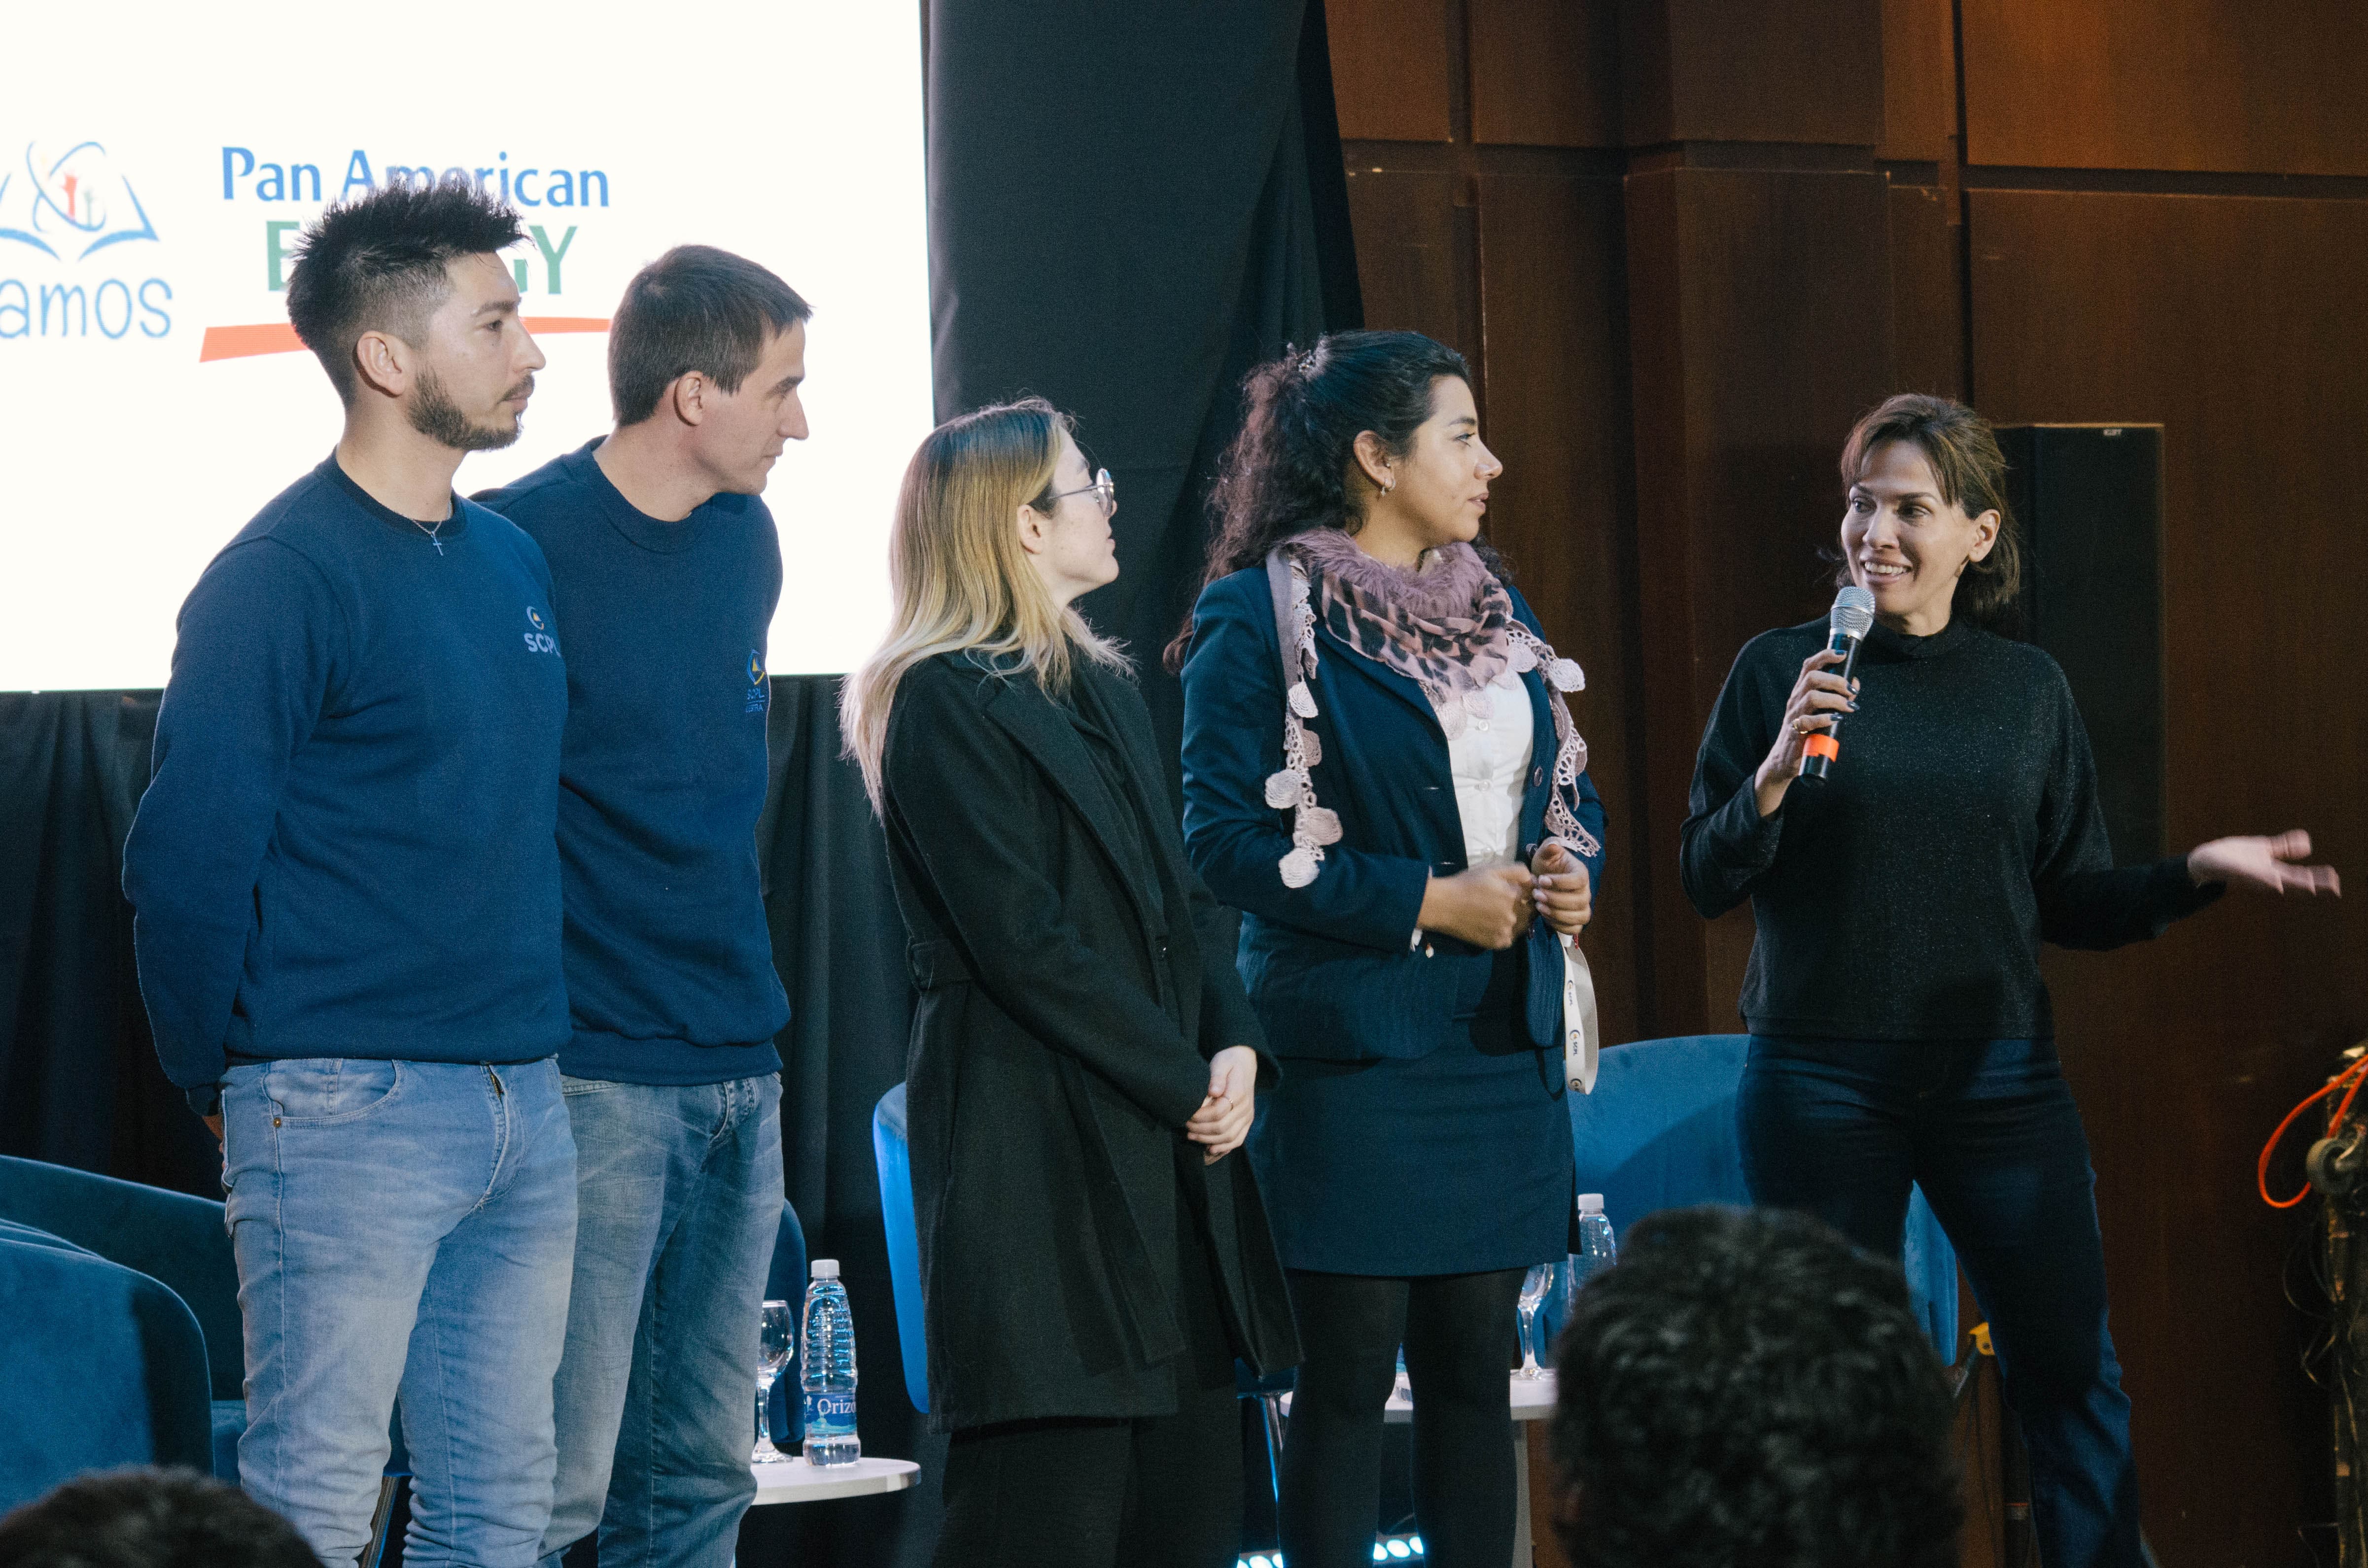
0, 139, 173, 339
207, 144, 614, 363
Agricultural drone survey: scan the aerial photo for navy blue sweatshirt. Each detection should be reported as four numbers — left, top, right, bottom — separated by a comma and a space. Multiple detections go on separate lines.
124, 455, 571, 1099
1679, 615, 2219, 1041
475, 439, 788, 1084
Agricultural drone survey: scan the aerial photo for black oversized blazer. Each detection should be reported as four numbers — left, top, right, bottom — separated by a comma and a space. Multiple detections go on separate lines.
878, 649, 1301, 1431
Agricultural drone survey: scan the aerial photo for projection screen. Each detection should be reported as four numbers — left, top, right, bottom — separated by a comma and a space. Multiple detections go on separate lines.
1, 2, 932, 689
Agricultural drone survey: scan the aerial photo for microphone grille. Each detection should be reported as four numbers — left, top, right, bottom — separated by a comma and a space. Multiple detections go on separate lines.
1831, 585, 1876, 639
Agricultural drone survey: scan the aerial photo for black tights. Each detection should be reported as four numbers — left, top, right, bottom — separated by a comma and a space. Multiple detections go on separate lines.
1278, 1268, 1525, 1568
933, 1388, 1243, 1568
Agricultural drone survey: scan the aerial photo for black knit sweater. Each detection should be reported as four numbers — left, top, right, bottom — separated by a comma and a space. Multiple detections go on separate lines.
1680, 615, 2220, 1042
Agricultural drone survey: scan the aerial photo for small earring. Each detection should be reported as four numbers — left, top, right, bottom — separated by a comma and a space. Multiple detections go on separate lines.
1380, 478, 1395, 495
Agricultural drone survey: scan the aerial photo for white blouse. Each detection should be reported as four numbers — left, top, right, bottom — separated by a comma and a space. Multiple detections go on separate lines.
1438, 672, 1533, 869
1426, 668, 1600, 1094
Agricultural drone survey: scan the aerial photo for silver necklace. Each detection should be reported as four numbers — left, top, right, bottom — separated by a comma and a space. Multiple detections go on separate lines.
414, 514, 448, 555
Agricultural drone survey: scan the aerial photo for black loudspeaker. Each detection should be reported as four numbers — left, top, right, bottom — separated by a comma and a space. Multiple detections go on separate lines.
1997, 424, 2168, 860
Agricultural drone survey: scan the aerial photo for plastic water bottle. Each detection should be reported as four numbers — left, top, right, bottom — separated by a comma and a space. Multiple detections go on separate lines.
800, 1260, 861, 1466
1566, 1193, 1618, 1310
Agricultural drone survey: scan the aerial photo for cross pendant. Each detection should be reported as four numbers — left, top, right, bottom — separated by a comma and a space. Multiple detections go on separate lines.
430, 537, 445, 555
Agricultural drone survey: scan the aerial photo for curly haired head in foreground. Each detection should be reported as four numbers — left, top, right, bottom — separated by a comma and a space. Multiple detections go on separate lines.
1549, 1204, 1960, 1568
0, 1467, 320, 1568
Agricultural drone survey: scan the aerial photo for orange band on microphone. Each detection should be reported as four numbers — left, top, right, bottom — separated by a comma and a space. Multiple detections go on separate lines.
1802, 733, 1840, 761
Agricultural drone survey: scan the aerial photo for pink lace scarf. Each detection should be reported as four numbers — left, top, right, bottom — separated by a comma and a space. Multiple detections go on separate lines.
1264, 531, 1599, 890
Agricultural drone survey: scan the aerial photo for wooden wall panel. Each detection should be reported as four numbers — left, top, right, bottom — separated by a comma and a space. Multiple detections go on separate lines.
1961, 0, 2368, 175
1624, 168, 1896, 1031
1343, 170, 1465, 357
1323, 0, 1454, 142
1877, 0, 1956, 162
1469, 0, 1621, 148
1887, 181, 1964, 400
1970, 187, 2368, 1564
1474, 174, 1641, 1045
1624, 0, 1885, 147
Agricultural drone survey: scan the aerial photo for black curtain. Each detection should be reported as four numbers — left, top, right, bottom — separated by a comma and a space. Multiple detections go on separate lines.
0, 5, 1357, 1565
739, 676, 932, 1568
926, 0, 1358, 763
0, 691, 214, 1198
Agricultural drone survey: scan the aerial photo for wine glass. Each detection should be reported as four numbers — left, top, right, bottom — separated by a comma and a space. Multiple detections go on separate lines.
754, 1299, 795, 1462
1516, 1263, 1553, 1379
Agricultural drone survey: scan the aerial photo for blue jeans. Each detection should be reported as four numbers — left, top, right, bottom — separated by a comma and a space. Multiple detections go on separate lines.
539, 1074, 784, 1568
1737, 1036, 2140, 1568
220, 1057, 578, 1568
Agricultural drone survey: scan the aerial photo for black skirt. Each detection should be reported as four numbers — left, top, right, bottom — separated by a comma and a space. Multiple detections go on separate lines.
1248, 950, 1574, 1276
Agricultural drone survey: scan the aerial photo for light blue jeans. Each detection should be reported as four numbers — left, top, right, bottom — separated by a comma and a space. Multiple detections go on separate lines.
539, 1074, 784, 1568
220, 1056, 577, 1568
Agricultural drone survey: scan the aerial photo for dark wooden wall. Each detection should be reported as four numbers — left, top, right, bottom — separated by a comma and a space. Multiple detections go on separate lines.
1322, 1, 2368, 1562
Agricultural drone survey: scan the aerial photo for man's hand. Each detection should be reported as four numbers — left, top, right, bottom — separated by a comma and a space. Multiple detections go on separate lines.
1185, 1045, 1259, 1164
203, 1113, 223, 1149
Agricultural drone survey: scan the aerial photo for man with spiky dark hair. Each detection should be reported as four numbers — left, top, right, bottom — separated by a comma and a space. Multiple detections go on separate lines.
123, 179, 575, 1568
1548, 1205, 1962, 1568
476, 244, 809, 1568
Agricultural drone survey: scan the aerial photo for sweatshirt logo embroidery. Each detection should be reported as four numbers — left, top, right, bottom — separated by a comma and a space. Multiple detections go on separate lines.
522, 606, 558, 656
745, 649, 768, 714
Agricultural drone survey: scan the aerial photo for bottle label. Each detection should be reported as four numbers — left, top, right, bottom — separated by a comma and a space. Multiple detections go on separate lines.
803, 1389, 857, 1431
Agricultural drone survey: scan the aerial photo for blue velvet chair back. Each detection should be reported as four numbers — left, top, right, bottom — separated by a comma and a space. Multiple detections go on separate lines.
763, 1198, 808, 1447
0, 1232, 215, 1510
872, 1084, 930, 1415
0, 1155, 242, 1402
1568, 1036, 1959, 1354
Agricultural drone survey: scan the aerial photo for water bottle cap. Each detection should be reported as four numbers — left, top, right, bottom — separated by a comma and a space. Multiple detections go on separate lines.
810, 1259, 840, 1279
1576, 1193, 1605, 1214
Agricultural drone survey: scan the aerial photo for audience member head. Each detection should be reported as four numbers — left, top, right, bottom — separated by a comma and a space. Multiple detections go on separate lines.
840, 397, 1128, 811
1169, 328, 1489, 671
285, 178, 543, 449
607, 245, 813, 494
1549, 1205, 1960, 1568
0, 1467, 320, 1568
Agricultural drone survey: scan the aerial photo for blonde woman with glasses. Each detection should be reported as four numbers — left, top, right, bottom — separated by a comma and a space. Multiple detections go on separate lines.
842, 398, 1300, 1568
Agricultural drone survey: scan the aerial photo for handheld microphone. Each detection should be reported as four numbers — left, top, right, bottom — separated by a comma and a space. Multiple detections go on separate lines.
1798, 585, 1875, 780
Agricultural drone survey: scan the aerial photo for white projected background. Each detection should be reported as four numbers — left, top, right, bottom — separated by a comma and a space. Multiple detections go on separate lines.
2, 3, 931, 689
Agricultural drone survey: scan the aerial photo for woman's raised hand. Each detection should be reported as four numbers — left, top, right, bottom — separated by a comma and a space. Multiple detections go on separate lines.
2187, 831, 2342, 897
1418, 864, 1536, 950
1753, 648, 1858, 817
1186, 1045, 1260, 1164
1531, 841, 1592, 937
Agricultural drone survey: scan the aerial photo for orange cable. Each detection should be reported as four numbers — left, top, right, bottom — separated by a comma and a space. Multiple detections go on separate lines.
2260, 1057, 2368, 1209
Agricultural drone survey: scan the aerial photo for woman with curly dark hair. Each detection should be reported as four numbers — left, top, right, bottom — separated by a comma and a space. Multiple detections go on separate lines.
1173, 330, 1608, 1568
1683, 393, 2340, 1568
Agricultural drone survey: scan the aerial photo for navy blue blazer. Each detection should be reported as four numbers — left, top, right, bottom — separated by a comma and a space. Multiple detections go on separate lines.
1180, 564, 1608, 1062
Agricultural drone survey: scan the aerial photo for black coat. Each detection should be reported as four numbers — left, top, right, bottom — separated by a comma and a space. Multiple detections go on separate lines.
879, 649, 1301, 1430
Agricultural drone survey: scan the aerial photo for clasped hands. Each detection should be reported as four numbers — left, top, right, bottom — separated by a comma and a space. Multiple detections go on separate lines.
1414, 841, 1593, 951
1187, 1045, 1259, 1164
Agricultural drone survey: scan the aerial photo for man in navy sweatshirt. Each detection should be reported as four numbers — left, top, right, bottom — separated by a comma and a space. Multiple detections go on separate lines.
121, 183, 574, 1568
475, 245, 802, 1568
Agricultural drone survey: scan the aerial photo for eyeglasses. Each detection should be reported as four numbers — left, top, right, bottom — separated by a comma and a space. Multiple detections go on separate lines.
1042, 468, 1116, 516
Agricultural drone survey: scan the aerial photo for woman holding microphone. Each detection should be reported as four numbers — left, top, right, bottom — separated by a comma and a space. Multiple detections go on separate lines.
1682, 393, 2340, 1568
842, 398, 1299, 1568
1175, 330, 1605, 1568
